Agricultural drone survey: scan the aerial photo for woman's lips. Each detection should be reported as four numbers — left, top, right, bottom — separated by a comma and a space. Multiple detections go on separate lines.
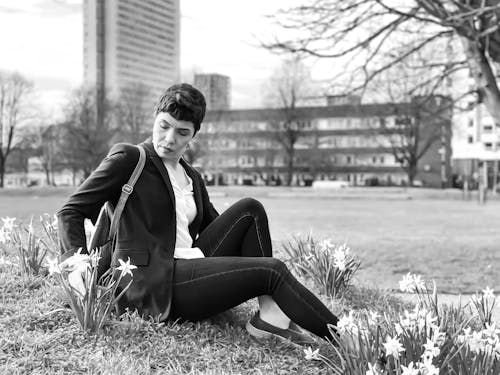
160, 145, 174, 152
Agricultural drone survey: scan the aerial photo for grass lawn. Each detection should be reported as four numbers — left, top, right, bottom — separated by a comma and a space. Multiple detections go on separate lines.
1, 186, 498, 293
1, 187, 497, 373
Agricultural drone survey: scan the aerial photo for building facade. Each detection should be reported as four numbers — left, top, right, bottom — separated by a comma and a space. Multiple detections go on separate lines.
452, 102, 500, 189
196, 98, 452, 188
83, 0, 180, 103
194, 74, 231, 110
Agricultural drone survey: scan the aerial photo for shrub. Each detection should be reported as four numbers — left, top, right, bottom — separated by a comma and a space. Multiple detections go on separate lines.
281, 234, 361, 298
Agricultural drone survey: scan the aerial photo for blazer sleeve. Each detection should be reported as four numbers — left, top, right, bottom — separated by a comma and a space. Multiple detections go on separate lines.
57, 143, 139, 259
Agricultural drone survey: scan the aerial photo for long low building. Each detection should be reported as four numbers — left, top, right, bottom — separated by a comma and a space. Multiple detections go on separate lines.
194, 96, 452, 188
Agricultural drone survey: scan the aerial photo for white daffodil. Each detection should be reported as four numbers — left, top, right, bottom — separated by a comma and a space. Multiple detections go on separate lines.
333, 257, 347, 271
46, 257, 60, 274
0, 228, 10, 244
431, 329, 446, 347
60, 249, 90, 273
366, 362, 385, 375
27, 220, 34, 234
401, 362, 419, 375
117, 257, 137, 277
303, 346, 320, 361
383, 335, 405, 358
319, 238, 334, 252
399, 273, 426, 293
368, 310, 380, 325
483, 323, 500, 338
365, 363, 378, 375
420, 358, 439, 375
412, 274, 425, 291
338, 311, 357, 334
1, 217, 16, 231
483, 286, 495, 299
423, 338, 440, 355
399, 273, 414, 293
395, 323, 404, 336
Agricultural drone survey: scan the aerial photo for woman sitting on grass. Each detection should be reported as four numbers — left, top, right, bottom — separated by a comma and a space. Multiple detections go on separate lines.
57, 83, 338, 344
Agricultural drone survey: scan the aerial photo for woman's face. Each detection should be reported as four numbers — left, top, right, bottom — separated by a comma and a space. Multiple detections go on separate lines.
152, 112, 195, 163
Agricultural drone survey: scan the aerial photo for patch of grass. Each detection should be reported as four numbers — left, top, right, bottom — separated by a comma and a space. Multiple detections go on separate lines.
0, 248, 419, 374
0, 258, 333, 374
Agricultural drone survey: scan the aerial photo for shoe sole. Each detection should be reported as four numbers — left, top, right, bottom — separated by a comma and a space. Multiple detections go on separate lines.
245, 321, 302, 347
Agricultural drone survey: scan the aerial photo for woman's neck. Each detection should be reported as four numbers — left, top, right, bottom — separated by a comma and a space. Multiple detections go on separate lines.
163, 157, 181, 170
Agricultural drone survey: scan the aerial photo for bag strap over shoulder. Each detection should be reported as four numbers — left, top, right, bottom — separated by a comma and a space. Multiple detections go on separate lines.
108, 145, 146, 240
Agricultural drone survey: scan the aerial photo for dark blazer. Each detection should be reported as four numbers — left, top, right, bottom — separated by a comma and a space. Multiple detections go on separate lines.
57, 139, 219, 319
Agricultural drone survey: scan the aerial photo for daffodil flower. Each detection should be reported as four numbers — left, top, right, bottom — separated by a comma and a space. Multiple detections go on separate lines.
46, 257, 60, 274
1, 217, 16, 231
60, 249, 90, 273
401, 362, 419, 375
483, 286, 495, 299
117, 257, 137, 276
383, 335, 405, 358
303, 346, 320, 361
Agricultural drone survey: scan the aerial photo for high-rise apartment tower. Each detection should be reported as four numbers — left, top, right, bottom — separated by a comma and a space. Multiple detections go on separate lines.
83, 0, 180, 103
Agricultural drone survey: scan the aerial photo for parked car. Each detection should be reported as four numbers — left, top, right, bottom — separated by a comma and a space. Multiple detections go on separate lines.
312, 180, 349, 189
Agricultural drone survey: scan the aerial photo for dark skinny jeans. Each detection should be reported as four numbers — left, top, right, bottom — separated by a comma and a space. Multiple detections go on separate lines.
170, 198, 338, 340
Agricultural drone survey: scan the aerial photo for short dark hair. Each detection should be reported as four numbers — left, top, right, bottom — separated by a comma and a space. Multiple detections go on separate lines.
154, 83, 206, 134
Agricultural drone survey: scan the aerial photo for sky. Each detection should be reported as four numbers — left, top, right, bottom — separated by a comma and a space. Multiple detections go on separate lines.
0, 0, 309, 119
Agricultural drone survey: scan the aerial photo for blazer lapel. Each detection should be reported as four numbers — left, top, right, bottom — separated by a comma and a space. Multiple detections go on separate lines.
140, 140, 175, 206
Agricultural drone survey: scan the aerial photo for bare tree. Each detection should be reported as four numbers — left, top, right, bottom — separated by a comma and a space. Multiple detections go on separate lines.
0, 71, 33, 187
264, 0, 500, 122
60, 86, 116, 179
116, 82, 152, 143
264, 57, 313, 185
367, 55, 453, 185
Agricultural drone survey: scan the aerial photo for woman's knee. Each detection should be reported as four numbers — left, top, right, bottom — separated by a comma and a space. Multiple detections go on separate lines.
237, 197, 266, 216
264, 257, 289, 276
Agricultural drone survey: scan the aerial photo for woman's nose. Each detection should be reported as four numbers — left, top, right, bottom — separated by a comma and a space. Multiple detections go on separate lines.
164, 128, 176, 144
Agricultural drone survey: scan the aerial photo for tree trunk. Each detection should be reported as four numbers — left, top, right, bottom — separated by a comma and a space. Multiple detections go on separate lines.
0, 159, 4, 188
408, 163, 418, 186
286, 147, 295, 186
461, 38, 500, 123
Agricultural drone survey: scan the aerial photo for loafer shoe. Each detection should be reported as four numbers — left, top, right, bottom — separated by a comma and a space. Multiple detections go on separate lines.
245, 312, 315, 345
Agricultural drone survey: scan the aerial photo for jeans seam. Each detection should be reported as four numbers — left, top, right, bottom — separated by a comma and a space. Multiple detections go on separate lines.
173, 266, 266, 286
208, 212, 252, 257
251, 213, 265, 257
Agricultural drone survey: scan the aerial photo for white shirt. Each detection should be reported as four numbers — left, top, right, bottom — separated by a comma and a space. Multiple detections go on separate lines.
164, 163, 204, 259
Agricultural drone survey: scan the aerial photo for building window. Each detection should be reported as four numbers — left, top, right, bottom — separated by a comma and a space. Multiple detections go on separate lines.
468, 119, 474, 127
468, 135, 474, 144
380, 156, 385, 164
346, 156, 352, 164
372, 156, 377, 164
484, 142, 493, 150
483, 124, 493, 133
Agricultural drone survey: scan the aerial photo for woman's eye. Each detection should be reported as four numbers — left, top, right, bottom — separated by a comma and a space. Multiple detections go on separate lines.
178, 131, 190, 136
160, 121, 169, 129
